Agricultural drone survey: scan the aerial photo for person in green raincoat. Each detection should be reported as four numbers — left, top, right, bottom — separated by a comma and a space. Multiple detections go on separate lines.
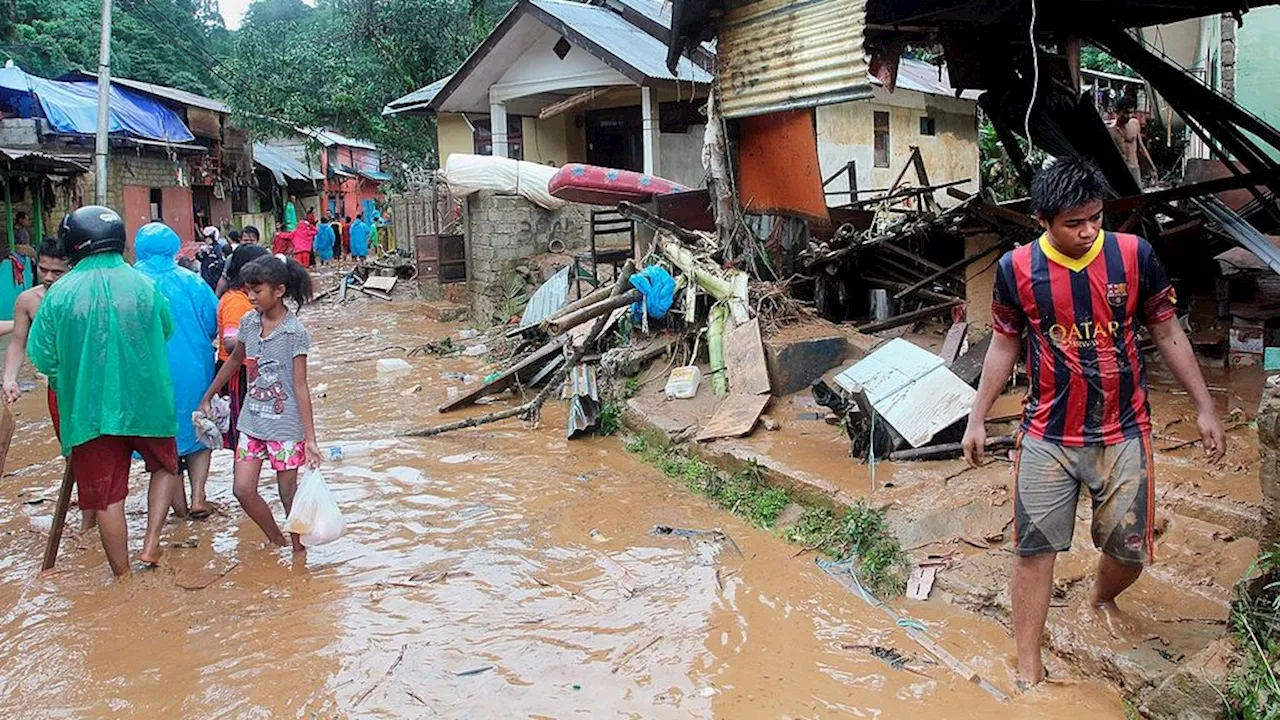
284, 194, 299, 231
27, 206, 181, 578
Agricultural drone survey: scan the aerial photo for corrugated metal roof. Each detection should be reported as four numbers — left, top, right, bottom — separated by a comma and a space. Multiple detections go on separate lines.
383, 75, 453, 116
718, 0, 872, 119
529, 0, 712, 84
253, 142, 324, 185
1192, 196, 1280, 276
301, 128, 378, 150
520, 266, 571, 328
885, 58, 981, 101
833, 337, 975, 448
0, 147, 88, 174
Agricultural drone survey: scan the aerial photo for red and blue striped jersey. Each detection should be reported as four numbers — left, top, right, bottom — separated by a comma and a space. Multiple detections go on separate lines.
991, 231, 1176, 446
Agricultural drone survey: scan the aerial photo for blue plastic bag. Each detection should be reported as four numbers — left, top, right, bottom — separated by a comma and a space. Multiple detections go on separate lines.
629, 265, 676, 321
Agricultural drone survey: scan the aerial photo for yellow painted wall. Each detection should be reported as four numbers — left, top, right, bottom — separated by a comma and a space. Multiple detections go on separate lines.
437, 112, 585, 167
817, 88, 980, 207
437, 114, 475, 167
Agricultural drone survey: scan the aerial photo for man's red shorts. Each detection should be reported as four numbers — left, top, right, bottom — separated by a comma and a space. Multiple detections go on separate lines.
47, 388, 60, 440
70, 436, 178, 511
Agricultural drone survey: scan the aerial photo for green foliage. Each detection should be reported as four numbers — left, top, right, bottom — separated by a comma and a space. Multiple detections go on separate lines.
622, 377, 640, 400
2, 0, 230, 95
595, 403, 623, 437
624, 439, 907, 597
0, 0, 514, 171
1226, 543, 1280, 720
1080, 45, 1138, 79
978, 114, 1049, 203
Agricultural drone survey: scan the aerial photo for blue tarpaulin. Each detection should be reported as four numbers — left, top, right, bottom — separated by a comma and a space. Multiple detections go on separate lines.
0, 65, 195, 143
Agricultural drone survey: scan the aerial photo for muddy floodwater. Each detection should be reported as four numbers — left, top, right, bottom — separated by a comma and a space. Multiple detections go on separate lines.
0, 300, 1128, 718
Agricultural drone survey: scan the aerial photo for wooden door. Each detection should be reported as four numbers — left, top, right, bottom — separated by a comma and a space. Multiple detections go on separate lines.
121, 185, 152, 254
161, 187, 195, 245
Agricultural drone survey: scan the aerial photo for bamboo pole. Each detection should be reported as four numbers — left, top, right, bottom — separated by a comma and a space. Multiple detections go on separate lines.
404, 262, 638, 437
543, 290, 641, 336
41, 460, 75, 572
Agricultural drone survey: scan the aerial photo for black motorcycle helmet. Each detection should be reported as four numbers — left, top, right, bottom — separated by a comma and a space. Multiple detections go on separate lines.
60, 205, 126, 264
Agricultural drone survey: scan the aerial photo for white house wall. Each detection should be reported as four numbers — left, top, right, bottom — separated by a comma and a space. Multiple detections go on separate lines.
816, 86, 979, 208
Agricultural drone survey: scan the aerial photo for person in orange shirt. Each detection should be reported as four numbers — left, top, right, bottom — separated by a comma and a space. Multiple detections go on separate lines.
217, 244, 270, 449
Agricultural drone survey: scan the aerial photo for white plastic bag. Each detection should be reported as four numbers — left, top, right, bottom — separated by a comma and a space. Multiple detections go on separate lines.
283, 469, 346, 546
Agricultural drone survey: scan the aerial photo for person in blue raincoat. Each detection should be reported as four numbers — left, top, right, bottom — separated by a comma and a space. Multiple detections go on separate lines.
349, 212, 371, 260
314, 216, 336, 265
134, 222, 220, 519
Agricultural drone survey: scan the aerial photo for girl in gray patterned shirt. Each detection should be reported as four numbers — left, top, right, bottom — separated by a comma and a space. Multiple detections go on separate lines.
201, 255, 320, 553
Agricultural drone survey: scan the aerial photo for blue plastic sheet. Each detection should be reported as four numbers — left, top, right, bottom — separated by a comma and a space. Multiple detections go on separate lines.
134, 223, 218, 455
629, 265, 676, 320
0, 66, 195, 143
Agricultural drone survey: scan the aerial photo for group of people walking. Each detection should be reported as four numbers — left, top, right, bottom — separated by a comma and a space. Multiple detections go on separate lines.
8, 206, 323, 576
272, 199, 377, 267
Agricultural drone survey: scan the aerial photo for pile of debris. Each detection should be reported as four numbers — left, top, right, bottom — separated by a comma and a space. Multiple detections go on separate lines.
316, 250, 420, 304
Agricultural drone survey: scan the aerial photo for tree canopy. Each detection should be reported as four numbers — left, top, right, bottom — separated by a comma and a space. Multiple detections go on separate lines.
0, 0, 511, 170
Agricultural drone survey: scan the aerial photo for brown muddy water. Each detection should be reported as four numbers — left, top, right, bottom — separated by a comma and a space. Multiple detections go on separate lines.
0, 300, 1127, 718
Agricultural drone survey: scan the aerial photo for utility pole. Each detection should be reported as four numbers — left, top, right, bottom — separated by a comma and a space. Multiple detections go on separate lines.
93, 0, 113, 205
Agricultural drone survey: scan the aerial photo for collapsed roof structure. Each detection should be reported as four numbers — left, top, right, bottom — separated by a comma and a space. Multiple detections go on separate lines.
663, 0, 1280, 270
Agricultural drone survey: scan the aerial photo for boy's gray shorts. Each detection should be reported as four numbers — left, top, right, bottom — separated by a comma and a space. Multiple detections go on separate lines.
1013, 433, 1154, 565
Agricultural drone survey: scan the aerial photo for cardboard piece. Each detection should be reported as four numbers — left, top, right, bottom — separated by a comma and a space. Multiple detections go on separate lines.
697, 394, 771, 442
363, 275, 398, 293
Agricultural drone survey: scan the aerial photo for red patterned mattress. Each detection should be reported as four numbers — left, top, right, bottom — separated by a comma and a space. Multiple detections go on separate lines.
547, 163, 690, 205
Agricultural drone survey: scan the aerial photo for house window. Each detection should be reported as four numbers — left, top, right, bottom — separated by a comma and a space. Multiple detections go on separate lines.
472, 118, 524, 160
919, 116, 936, 136
874, 111, 891, 168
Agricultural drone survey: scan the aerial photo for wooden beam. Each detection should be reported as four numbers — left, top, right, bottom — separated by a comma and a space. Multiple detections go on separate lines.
537, 87, 617, 121
855, 298, 962, 334
1105, 169, 1280, 214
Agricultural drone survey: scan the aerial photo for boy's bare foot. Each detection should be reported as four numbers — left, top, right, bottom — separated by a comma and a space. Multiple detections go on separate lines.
138, 548, 162, 566
189, 505, 212, 520
1087, 598, 1138, 640
290, 533, 305, 554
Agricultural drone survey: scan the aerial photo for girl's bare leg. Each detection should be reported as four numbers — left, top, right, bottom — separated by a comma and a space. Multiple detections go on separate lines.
233, 458, 286, 546
276, 469, 304, 553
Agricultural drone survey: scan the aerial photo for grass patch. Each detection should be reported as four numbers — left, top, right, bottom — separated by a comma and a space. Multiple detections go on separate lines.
595, 403, 623, 436
625, 436, 908, 597
1226, 543, 1280, 720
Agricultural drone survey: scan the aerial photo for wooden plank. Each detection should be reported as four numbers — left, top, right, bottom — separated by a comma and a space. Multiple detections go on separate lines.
696, 394, 771, 442
939, 322, 968, 366
723, 317, 772, 396
364, 275, 398, 293
906, 565, 937, 601
437, 338, 566, 412
949, 333, 992, 387
855, 299, 962, 334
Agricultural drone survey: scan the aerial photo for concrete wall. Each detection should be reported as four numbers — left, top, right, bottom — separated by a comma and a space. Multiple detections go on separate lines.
816, 87, 980, 208
464, 191, 589, 322
1235, 7, 1280, 160
658, 126, 706, 188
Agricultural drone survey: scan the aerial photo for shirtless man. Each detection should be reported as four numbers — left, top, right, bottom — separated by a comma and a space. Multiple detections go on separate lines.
1109, 97, 1156, 187
1, 238, 89, 528
3, 238, 70, 404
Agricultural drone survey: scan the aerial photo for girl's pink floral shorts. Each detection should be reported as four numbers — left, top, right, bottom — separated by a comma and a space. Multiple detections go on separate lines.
237, 434, 307, 471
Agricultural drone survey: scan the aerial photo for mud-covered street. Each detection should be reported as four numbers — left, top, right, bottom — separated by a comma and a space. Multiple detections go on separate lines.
0, 298, 1133, 719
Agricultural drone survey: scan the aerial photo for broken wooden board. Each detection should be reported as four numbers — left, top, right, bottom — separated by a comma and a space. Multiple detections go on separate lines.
949, 333, 992, 387
697, 394, 771, 442
437, 337, 567, 413
723, 317, 772, 396
363, 275, 398, 293
357, 286, 393, 302
939, 322, 968, 366
906, 565, 937, 601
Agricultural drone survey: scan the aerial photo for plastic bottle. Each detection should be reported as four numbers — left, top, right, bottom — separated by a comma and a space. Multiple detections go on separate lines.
665, 366, 702, 399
